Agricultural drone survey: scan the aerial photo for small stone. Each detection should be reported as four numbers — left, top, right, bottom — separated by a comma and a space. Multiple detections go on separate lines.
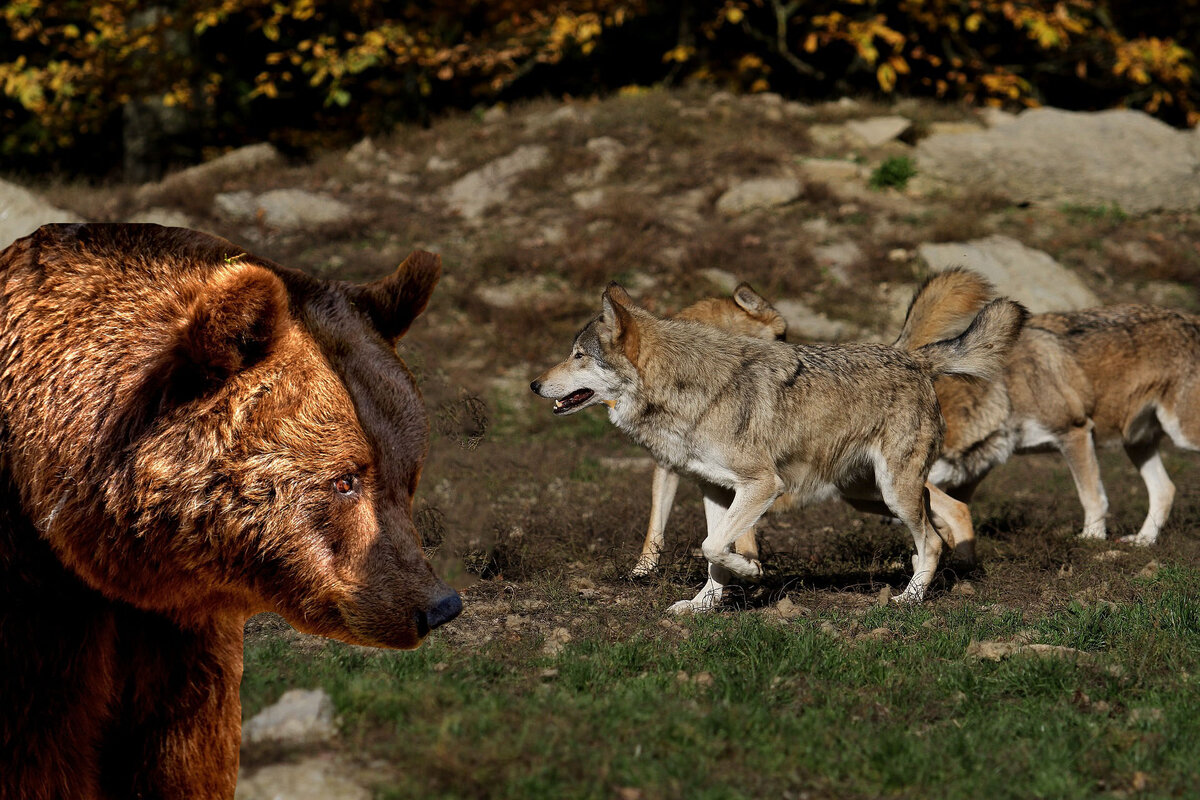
481, 105, 508, 123
426, 155, 459, 172
951, 581, 976, 597
715, 177, 802, 216
772, 598, 810, 620
846, 115, 912, 147
241, 688, 336, 746
692, 671, 715, 688
1139, 560, 1161, 579
877, 586, 893, 606
542, 627, 572, 656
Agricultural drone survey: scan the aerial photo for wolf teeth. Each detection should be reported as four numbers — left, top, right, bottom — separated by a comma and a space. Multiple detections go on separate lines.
554, 399, 563, 409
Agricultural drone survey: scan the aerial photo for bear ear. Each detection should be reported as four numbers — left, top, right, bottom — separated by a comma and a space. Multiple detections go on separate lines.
601, 283, 640, 365
350, 250, 441, 343
172, 262, 288, 400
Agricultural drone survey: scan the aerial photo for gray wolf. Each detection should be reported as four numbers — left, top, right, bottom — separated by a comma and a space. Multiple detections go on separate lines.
900, 267, 1200, 545
632, 283, 788, 578
0, 224, 459, 800
532, 284, 1026, 612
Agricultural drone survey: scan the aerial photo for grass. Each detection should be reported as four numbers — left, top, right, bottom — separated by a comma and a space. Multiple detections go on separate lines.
869, 155, 918, 190
243, 565, 1200, 799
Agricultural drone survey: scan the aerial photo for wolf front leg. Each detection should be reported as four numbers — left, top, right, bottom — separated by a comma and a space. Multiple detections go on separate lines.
1120, 440, 1175, 546
1058, 421, 1109, 539
632, 465, 680, 577
667, 476, 780, 615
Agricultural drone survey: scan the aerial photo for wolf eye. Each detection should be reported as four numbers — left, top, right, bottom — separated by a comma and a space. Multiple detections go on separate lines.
574, 352, 584, 359
333, 475, 358, 496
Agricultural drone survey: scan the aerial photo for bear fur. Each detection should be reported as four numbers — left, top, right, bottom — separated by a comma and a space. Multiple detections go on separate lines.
0, 224, 461, 799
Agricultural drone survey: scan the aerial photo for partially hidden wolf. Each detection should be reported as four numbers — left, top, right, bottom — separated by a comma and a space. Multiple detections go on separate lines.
1, 224, 461, 800
898, 267, 1200, 545
632, 283, 788, 578
532, 284, 1026, 611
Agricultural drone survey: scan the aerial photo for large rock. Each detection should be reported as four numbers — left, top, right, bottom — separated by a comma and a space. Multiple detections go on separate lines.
236, 758, 370, 800
715, 177, 802, 216
919, 235, 1099, 312
846, 115, 912, 147
135, 143, 282, 204
215, 188, 354, 229
916, 108, 1200, 213
241, 688, 336, 746
0, 178, 83, 249
443, 145, 550, 220
773, 299, 858, 342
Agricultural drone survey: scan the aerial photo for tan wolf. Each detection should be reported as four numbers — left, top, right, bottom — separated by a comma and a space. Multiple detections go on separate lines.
631, 283, 788, 578
899, 268, 1200, 546
532, 284, 1026, 611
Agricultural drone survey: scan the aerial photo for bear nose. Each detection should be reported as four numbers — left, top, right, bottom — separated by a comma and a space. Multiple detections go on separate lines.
530, 379, 542, 394
415, 586, 462, 637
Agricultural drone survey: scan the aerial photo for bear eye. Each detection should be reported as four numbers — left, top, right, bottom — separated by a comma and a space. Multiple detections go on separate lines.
333, 475, 358, 496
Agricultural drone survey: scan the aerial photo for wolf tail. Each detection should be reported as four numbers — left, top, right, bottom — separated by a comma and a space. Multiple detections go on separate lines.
894, 267, 996, 352
914, 298, 1028, 380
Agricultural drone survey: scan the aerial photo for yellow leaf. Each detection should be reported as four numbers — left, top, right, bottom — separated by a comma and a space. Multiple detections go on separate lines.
877, 62, 896, 92
726, 7, 744, 24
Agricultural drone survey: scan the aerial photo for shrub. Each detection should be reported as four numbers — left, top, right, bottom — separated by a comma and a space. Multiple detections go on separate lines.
869, 155, 918, 190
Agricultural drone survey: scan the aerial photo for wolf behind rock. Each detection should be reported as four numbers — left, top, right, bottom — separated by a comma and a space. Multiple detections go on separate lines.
0, 224, 460, 799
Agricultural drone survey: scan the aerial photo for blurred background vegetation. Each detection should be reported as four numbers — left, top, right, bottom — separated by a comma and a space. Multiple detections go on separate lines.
3, 0, 1197, 178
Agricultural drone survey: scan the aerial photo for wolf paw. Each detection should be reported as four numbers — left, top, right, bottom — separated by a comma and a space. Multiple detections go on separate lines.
666, 599, 707, 615
1117, 532, 1157, 547
730, 558, 763, 581
1078, 521, 1108, 540
629, 558, 658, 579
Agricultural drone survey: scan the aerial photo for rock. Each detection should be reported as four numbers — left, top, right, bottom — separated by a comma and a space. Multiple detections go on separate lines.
235, 758, 370, 800
978, 107, 1018, 128
799, 158, 865, 185
344, 137, 388, 170
846, 115, 912, 147
707, 91, 736, 106
966, 640, 1092, 662
715, 176, 802, 216
442, 145, 550, 221
0, 178, 84, 249
774, 299, 857, 341
135, 143, 282, 204
526, 105, 591, 132
474, 275, 563, 310
808, 124, 853, 150
1104, 239, 1162, 267
951, 581, 976, 597
916, 107, 1200, 213
926, 121, 984, 137
811, 240, 863, 282
426, 155, 459, 172
127, 207, 192, 228
918, 235, 1099, 312
877, 586, 892, 606
771, 597, 810, 619
241, 689, 336, 746
699, 268, 741, 294
214, 188, 354, 229
481, 105, 508, 123
571, 188, 606, 210
1139, 560, 1161, 579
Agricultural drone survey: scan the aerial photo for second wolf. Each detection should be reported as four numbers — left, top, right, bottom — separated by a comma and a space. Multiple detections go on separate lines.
899, 268, 1200, 545
533, 285, 1026, 610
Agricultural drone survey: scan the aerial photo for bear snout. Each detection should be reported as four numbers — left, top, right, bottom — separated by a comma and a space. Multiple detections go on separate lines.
416, 584, 463, 637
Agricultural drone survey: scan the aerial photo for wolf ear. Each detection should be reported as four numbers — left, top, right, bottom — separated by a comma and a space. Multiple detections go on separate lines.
602, 283, 640, 365
350, 250, 441, 343
733, 281, 787, 339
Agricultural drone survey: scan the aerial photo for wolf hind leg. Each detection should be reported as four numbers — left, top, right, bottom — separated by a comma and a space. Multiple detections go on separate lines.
1058, 421, 1109, 539
879, 469, 943, 604
1119, 440, 1175, 546
927, 483, 976, 566
632, 465, 679, 577
698, 476, 780, 582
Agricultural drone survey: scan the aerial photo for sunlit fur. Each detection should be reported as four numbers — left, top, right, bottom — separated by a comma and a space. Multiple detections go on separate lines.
535, 284, 1027, 612
899, 267, 1200, 545
0, 224, 457, 799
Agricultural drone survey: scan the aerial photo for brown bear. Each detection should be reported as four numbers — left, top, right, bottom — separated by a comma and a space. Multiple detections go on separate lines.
0, 223, 462, 799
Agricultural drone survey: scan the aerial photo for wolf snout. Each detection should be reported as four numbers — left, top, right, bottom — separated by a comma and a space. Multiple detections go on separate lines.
530, 379, 543, 394
415, 584, 463, 637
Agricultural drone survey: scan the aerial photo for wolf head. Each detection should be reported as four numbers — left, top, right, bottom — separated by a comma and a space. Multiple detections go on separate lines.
530, 284, 645, 415
675, 282, 786, 341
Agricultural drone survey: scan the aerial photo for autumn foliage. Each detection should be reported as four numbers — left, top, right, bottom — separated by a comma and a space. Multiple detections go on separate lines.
1, 0, 1196, 172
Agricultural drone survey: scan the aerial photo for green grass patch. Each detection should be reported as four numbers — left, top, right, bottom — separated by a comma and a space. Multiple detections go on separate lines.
243, 566, 1200, 799
870, 156, 918, 190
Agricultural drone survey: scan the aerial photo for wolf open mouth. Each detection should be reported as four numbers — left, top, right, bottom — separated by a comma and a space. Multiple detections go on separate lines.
553, 389, 595, 414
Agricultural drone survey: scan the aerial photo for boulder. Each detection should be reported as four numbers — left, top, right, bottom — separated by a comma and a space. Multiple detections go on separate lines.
918, 235, 1099, 312
846, 115, 912, 147
715, 177, 802, 216
235, 758, 369, 800
241, 689, 336, 746
214, 188, 354, 229
443, 145, 549, 221
135, 143, 282, 204
916, 108, 1200, 213
0, 178, 83, 249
